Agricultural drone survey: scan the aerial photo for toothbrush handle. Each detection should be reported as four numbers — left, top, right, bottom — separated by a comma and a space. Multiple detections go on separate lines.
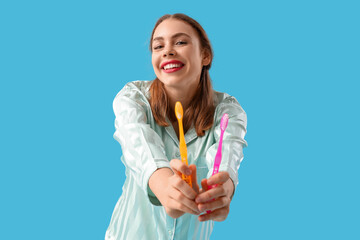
180, 154, 192, 187
181, 168, 192, 187
205, 154, 221, 213
206, 156, 219, 214
206, 132, 224, 213
209, 130, 224, 184
178, 119, 192, 187
208, 152, 222, 190
180, 145, 192, 187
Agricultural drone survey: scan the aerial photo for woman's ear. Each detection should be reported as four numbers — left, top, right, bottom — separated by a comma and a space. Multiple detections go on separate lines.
202, 49, 211, 66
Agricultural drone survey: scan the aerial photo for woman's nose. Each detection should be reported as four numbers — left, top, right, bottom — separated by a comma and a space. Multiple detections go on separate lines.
163, 48, 176, 57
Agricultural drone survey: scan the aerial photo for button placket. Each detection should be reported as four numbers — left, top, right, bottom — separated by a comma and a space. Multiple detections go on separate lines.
166, 214, 176, 240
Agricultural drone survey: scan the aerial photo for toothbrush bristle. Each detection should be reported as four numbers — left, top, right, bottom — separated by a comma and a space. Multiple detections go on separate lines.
175, 101, 183, 119
220, 113, 229, 131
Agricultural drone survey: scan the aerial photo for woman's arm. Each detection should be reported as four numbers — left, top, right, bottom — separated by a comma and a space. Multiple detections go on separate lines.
114, 82, 201, 217
196, 96, 247, 221
113, 83, 171, 204
149, 161, 200, 218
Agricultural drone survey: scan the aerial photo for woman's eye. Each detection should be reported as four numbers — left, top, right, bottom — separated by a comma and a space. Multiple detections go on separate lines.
176, 41, 187, 45
153, 45, 163, 50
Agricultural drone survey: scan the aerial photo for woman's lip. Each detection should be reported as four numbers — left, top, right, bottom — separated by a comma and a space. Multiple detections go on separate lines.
162, 65, 184, 73
161, 60, 184, 69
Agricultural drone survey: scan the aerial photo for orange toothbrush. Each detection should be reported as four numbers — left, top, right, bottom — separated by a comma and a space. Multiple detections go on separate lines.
175, 101, 192, 187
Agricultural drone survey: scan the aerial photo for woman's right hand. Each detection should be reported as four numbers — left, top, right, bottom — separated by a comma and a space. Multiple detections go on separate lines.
149, 159, 200, 218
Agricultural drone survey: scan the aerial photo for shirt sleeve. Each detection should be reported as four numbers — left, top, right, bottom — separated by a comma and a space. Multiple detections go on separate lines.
113, 83, 170, 205
205, 96, 248, 189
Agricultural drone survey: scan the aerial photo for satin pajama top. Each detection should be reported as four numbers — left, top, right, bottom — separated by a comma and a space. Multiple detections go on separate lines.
105, 80, 247, 240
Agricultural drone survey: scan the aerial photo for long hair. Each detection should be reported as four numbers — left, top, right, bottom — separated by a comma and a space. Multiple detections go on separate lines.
149, 13, 215, 136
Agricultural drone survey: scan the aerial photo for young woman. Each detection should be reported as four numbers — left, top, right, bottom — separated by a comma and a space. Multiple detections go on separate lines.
105, 13, 247, 240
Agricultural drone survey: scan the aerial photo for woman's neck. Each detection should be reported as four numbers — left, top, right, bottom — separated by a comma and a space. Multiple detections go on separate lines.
165, 87, 196, 137
164, 84, 198, 111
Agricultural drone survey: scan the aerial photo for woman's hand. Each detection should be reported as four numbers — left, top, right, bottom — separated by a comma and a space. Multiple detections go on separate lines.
149, 159, 200, 219
195, 171, 234, 222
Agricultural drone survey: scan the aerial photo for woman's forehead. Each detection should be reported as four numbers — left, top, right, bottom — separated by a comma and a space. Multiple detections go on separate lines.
153, 19, 197, 40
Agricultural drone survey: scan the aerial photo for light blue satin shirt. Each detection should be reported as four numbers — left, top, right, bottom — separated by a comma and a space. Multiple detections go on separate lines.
105, 81, 247, 240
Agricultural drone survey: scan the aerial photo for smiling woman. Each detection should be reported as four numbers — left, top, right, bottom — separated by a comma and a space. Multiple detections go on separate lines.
149, 15, 214, 137
105, 13, 247, 240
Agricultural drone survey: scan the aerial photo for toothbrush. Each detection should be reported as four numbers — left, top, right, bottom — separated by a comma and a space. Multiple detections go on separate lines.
206, 113, 229, 213
208, 113, 229, 189
175, 101, 192, 187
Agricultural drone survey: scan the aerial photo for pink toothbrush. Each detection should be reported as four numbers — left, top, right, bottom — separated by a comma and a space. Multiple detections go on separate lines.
209, 113, 229, 186
206, 113, 229, 213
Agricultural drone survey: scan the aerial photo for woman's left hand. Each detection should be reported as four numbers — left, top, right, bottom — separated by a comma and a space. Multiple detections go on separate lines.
195, 171, 234, 222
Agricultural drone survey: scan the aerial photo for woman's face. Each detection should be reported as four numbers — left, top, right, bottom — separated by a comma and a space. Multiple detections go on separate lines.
151, 19, 209, 91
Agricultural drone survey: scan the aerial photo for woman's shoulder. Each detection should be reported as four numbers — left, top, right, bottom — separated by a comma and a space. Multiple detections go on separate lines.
213, 91, 245, 114
213, 90, 247, 128
112, 80, 154, 114
114, 80, 153, 102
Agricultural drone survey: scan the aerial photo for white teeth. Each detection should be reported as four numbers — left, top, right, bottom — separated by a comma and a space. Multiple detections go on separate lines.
163, 63, 182, 70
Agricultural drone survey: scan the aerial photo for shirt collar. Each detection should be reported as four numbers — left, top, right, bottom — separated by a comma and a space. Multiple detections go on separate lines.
165, 117, 198, 146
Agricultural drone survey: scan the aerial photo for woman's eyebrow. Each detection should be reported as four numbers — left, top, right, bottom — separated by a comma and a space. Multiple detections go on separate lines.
153, 32, 191, 42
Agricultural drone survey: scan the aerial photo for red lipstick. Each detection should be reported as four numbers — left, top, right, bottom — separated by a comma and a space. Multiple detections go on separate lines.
161, 60, 184, 69
161, 60, 185, 73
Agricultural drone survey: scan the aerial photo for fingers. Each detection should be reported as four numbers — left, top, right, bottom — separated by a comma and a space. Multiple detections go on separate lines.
201, 179, 208, 191
207, 171, 230, 186
167, 172, 200, 214
198, 205, 230, 222
167, 160, 203, 215
170, 159, 192, 176
195, 184, 227, 204
189, 164, 199, 193
170, 160, 198, 197
167, 190, 200, 215
169, 174, 197, 200
197, 195, 231, 213
195, 172, 233, 221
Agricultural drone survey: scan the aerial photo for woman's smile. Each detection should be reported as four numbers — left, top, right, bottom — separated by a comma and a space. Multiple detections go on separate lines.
161, 60, 185, 73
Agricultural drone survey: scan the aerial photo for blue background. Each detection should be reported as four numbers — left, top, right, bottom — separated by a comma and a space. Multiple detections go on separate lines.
1, 0, 359, 239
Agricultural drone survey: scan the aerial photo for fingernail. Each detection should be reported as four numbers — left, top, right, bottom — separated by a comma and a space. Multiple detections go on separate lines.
186, 169, 192, 175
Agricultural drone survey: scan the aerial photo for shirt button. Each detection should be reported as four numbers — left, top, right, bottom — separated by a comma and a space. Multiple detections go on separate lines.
176, 153, 180, 158
168, 230, 172, 235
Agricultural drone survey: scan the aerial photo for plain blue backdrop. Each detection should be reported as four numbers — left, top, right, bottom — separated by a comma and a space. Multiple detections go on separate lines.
1, 0, 359, 239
